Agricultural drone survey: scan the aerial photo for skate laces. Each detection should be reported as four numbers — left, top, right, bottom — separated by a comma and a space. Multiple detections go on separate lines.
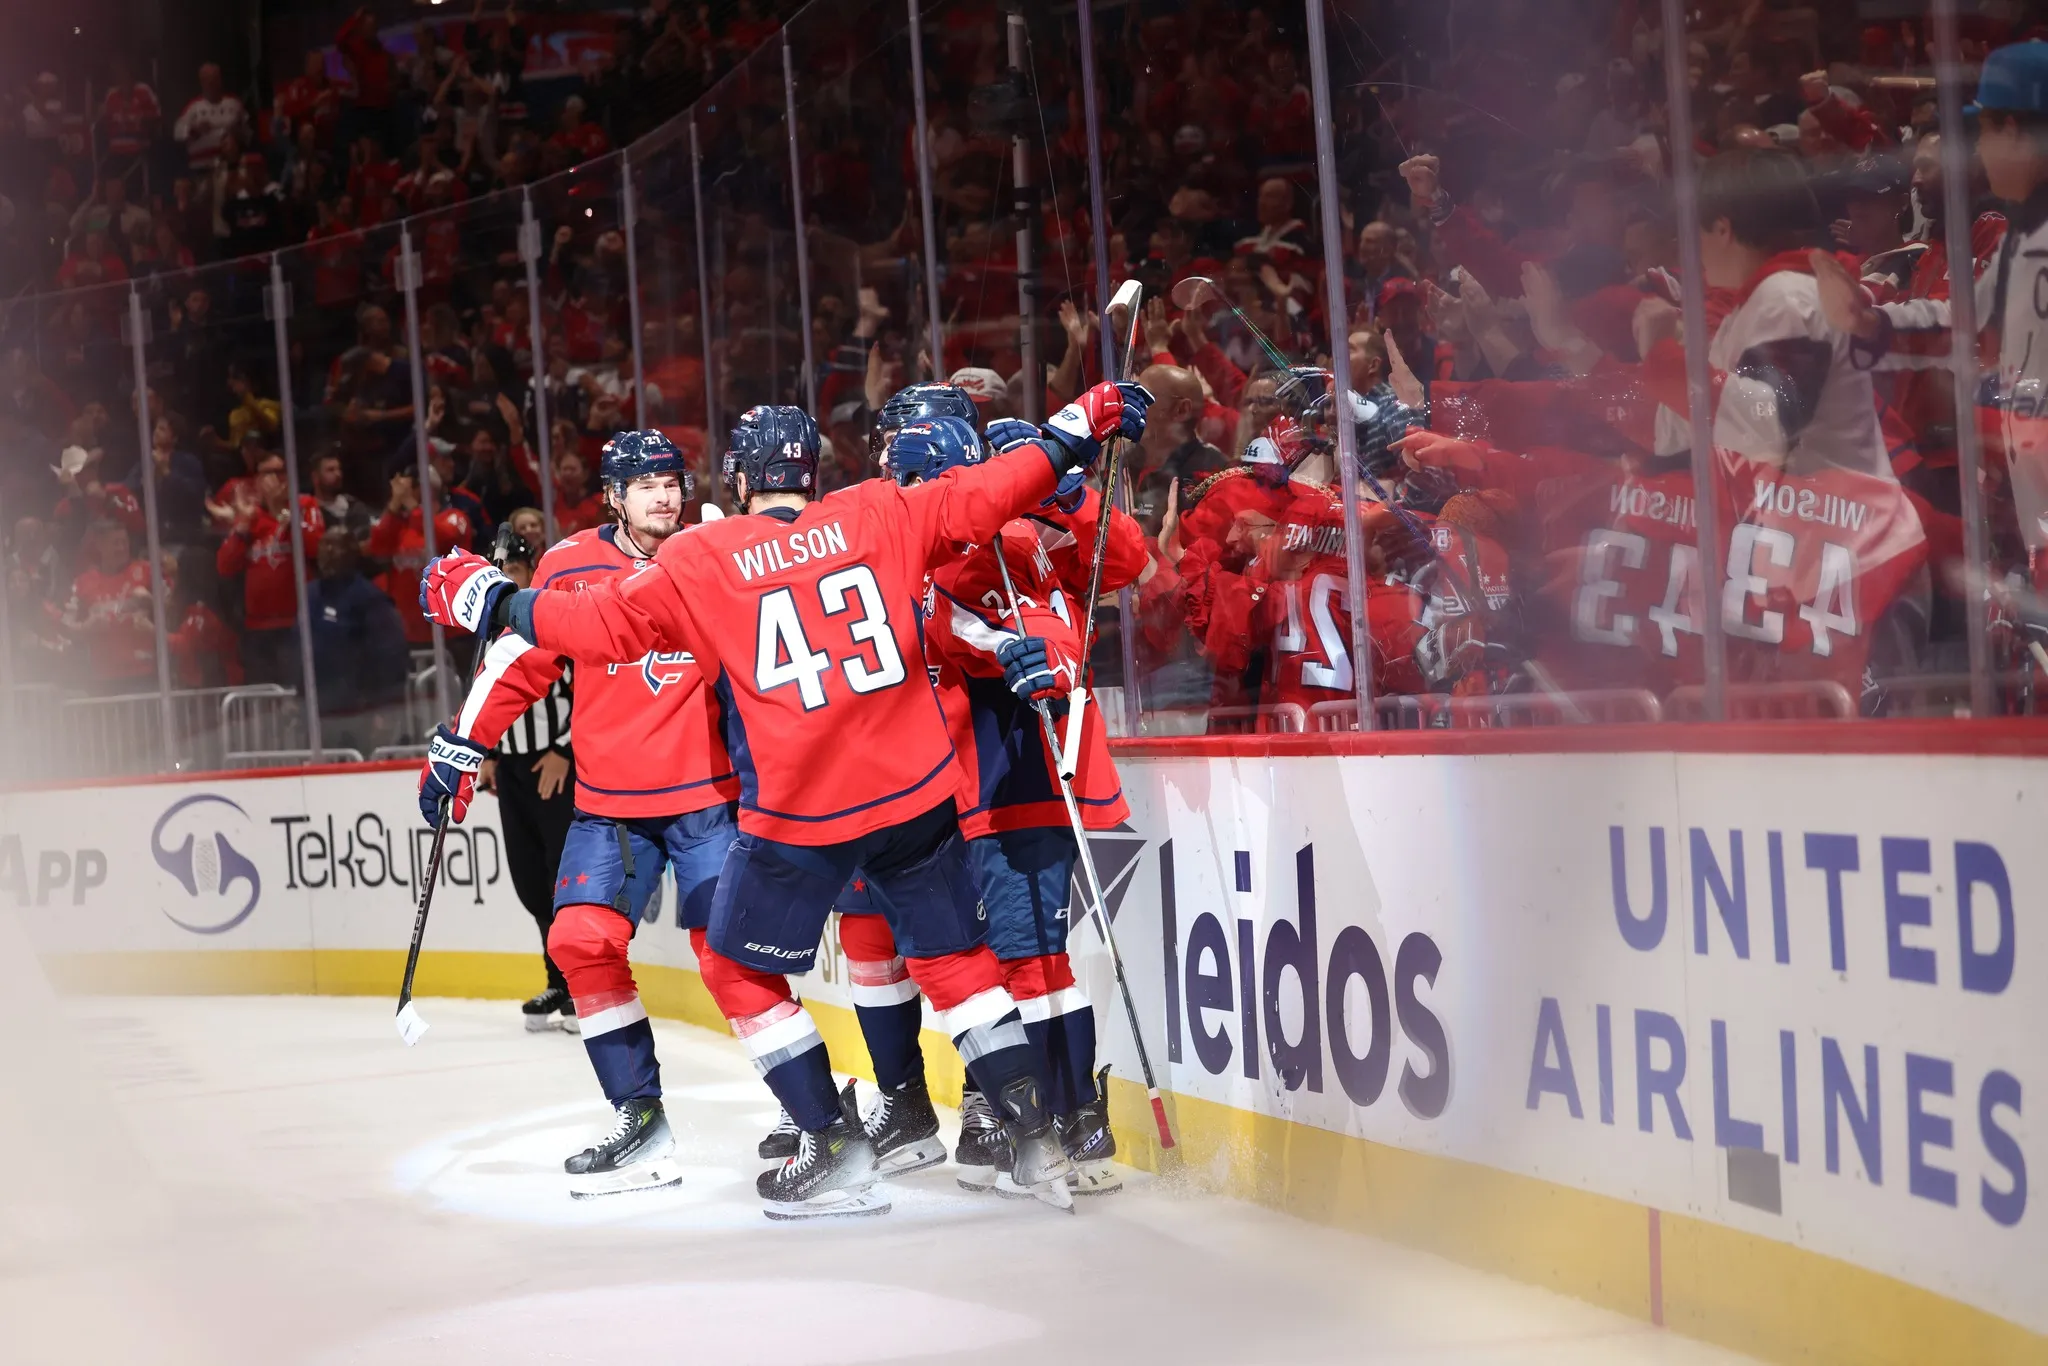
860, 1089, 893, 1139
596, 1102, 639, 1148
785, 1128, 820, 1175
959, 1090, 1000, 1132
769, 1107, 800, 1139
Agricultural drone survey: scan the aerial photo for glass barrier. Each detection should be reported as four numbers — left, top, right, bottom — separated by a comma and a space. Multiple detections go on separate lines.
3, 0, 2040, 786
625, 122, 717, 517
783, 0, 926, 494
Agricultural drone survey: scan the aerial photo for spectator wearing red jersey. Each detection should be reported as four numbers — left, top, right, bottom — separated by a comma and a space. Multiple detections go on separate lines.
58, 520, 156, 691
99, 54, 161, 173
172, 63, 248, 175
275, 50, 343, 150
217, 450, 325, 686
549, 447, 605, 536
52, 445, 143, 545
337, 8, 399, 150
164, 548, 242, 689
368, 468, 474, 645
55, 231, 128, 292
548, 95, 611, 162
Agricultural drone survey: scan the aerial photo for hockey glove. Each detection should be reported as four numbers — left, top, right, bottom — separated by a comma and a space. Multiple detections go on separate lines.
985, 417, 1040, 453
420, 549, 513, 636
419, 724, 487, 826
1038, 380, 1153, 473
996, 635, 1075, 706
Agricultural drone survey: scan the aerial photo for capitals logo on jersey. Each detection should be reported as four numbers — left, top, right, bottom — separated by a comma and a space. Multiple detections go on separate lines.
609, 649, 695, 693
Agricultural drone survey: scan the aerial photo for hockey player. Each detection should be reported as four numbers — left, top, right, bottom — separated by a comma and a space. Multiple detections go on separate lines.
416, 429, 740, 1199
420, 384, 1151, 1218
884, 412, 1149, 1195
869, 381, 982, 471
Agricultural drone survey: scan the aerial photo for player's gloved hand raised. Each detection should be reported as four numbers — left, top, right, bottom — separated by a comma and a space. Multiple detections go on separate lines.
985, 417, 1039, 453
1038, 380, 1153, 473
420, 549, 513, 636
996, 635, 1075, 706
419, 724, 487, 826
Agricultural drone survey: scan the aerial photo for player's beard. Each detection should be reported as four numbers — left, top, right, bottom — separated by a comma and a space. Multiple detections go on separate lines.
619, 507, 682, 557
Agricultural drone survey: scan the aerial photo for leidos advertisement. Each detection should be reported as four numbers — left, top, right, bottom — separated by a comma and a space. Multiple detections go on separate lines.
2, 750, 2040, 1330
1096, 751, 2042, 1337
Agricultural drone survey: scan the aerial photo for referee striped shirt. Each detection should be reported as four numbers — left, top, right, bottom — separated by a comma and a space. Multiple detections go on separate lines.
495, 671, 573, 757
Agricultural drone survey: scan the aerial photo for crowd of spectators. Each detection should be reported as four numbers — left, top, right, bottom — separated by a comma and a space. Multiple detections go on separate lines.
4, 0, 2044, 740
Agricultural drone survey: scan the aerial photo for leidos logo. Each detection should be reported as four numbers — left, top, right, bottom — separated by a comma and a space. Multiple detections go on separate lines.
151, 794, 262, 934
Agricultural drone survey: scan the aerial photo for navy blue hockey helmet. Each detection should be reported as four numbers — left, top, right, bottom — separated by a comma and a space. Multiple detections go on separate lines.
723, 405, 820, 497
871, 382, 980, 463
599, 429, 695, 500
886, 415, 986, 486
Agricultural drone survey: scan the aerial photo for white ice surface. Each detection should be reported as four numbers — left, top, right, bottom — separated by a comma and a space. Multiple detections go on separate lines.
1, 995, 1767, 1366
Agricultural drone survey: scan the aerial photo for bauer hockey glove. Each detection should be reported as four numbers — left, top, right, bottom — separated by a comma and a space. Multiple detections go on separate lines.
420, 548, 514, 636
1038, 380, 1153, 473
419, 724, 487, 825
996, 635, 1076, 707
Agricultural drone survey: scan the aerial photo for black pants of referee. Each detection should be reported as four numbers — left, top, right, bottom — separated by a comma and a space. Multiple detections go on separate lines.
493, 751, 575, 994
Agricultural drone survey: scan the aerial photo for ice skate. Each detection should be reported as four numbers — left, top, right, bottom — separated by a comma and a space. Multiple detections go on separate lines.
842, 1076, 945, 1176
1059, 1067, 1124, 1196
994, 1076, 1074, 1211
522, 986, 572, 1033
758, 1106, 801, 1161
757, 1116, 889, 1220
564, 1097, 683, 1200
558, 997, 579, 1035
953, 1086, 1008, 1192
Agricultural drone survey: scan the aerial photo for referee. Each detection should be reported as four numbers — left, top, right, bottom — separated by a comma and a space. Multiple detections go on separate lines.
476, 518, 578, 1033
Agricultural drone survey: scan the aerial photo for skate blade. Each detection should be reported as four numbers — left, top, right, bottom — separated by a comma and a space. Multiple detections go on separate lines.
874, 1136, 947, 1176
762, 1188, 892, 1221
394, 1002, 428, 1047
955, 1162, 998, 1193
1067, 1160, 1125, 1196
567, 1159, 685, 1200
993, 1171, 1076, 1211
523, 1014, 555, 1033
559, 1014, 580, 1036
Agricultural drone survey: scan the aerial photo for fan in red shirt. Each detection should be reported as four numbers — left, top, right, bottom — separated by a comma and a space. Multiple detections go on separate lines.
99, 57, 161, 162
421, 383, 1148, 1218
368, 470, 473, 646
548, 96, 611, 162
417, 430, 741, 1192
58, 521, 156, 688
163, 551, 242, 688
216, 449, 324, 685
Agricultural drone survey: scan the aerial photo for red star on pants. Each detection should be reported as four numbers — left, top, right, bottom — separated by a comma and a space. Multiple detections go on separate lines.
576, 873, 590, 885
557, 876, 569, 889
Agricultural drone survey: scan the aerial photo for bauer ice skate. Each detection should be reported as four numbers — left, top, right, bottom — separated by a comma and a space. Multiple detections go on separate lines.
1058, 1066, 1124, 1195
565, 1097, 683, 1199
843, 1076, 945, 1175
758, 1106, 801, 1161
994, 1076, 1074, 1211
953, 1085, 1007, 1192
757, 1115, 889, 1220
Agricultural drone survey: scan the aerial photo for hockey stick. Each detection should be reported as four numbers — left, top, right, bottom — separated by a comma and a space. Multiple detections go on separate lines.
1063, 277, 1145, 778
394, 800, 454, 1045
395, 632, 497, 1045
992, 539, 1175, 1149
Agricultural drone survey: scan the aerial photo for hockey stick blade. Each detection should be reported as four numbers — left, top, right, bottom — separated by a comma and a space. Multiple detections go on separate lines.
395, 1001, 429, 1047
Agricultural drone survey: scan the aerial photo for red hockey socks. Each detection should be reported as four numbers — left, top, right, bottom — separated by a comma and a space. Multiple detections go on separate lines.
839, 913, 926, 1091
549, 903, 659, 1104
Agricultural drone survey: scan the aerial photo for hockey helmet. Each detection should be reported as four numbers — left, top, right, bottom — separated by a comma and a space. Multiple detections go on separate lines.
886, 416, 986, 485
599, 429, 695, 501
871, 382, 980, 464
723, 405, 821, 497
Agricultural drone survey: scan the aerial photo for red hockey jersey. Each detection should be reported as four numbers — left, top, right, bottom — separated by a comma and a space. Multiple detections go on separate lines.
925, 488, 1146, 838
528, 447, 1061, 843
455, 523, 738, 820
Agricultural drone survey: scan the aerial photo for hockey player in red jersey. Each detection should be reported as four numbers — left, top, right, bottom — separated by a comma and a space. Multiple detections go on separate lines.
421, 383, 1150, 1218
416, 429, 739, 1200
883, 412, 1147, 1195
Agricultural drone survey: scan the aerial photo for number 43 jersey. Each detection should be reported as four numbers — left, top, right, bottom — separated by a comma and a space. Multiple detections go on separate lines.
527, 451, 1061, 844
455, 523, 739, 820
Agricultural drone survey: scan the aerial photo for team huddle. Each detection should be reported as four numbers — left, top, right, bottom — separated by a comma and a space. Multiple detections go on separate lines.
414, 376, 1150, 1218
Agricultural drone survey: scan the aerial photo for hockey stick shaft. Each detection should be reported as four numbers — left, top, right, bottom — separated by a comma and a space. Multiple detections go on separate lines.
992, 542, 1175, 1148
397, 804, 453, 1012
